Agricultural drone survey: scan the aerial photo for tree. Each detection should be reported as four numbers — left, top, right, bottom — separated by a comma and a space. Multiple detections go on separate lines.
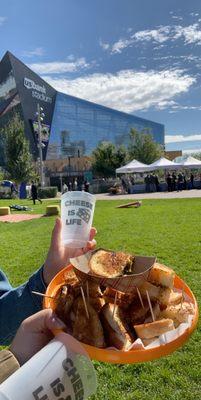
2, 113, 35, 183
128, 128, 163, 164
91, 142, 127, 177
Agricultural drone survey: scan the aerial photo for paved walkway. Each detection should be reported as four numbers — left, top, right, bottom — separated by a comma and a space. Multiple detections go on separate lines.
0, 214, 44, 223
95, 189, 201, 200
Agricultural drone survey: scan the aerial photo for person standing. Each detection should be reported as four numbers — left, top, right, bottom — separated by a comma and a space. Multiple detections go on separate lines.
62, 183, 68, 194
121, 177, 127, 193
31, 181, 42, 205
130, 176, 135, 194
171, 172, 176, 191
190, 173, 194, 189
150, 174, 156, 192
144, 174, 151, 193
182, 173, 187, 190
177, 173, 183, 191
68, 181, 72, 191
84, 180, 90, 192
74, 178, 78, 191
166, 173, 172, 192
153, 173, 160, 192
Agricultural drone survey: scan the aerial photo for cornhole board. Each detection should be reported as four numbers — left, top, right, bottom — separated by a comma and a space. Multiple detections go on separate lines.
116, 201, 142, 209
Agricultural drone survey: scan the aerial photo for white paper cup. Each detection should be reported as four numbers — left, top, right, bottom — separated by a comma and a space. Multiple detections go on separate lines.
61, 191, 96, 248
0, 332, 97, 400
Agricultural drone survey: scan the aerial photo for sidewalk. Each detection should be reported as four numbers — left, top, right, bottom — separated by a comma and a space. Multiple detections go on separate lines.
95, 189, 201, 200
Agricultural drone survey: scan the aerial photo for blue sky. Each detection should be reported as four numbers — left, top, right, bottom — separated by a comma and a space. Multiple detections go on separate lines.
1, 0, 201, 152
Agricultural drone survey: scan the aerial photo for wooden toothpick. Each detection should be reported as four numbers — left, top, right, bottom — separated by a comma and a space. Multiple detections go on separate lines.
112, 291, 118, 318
146, 290, 155, 322
80, 286, 89, 319
86, 281, 89, 302
31, 290, 55, 299
137, 287, 145, 309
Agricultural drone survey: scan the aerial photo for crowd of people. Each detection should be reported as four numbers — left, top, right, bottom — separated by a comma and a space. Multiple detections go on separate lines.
62, 178, 90, 193
165, 172, 195, 192
144, 172, 196, 193
120, 172, 199, 194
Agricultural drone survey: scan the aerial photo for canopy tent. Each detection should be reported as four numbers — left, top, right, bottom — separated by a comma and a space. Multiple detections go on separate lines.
176, 156, 201, 169
116, 159, 148, 173
116, 156, 201, 175
143, 157, 180, 171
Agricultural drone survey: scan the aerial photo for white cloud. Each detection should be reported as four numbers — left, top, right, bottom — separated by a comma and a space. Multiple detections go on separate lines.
175, 23, 201, 44
0, 16, 6, 26
29, 57, 90, 74
99, 39, 110, 51
22, 47, 44, 57
111, 38, 133, 53
166, 134, 201, 143
102, 20, 201, 55
171, 15, 183, 21
109, 27, 171, 54
67, 54, 75, 61
133, 27, 171, 43
42, 68, 195, 113
190, 12, 199, 17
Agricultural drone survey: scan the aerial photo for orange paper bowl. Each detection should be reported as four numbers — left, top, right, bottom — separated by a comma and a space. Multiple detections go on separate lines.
44, 265, 199, 364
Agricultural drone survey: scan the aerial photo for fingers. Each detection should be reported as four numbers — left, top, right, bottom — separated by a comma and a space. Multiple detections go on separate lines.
87, 238, 96, 250
22, 309, 66, 333
46, 312, 66, 332
81, 238, 96, 255
89, 227, 97, 241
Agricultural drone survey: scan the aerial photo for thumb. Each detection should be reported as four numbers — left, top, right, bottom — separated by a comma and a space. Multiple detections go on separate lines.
50, 218, 62, 251
23, 309, 66, 334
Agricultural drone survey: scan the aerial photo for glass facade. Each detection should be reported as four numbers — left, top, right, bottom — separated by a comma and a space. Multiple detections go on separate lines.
46, 92, 164, 160
0, 69, 16, 104
0, 63, 22, 165
0, 51, 165, 170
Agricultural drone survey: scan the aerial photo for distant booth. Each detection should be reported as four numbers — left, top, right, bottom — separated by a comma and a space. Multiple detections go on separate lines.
115, 156, 201, 194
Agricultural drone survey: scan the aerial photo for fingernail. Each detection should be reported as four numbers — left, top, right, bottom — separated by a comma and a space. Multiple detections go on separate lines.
51, 316, 66, 329
88, 239, 96, 249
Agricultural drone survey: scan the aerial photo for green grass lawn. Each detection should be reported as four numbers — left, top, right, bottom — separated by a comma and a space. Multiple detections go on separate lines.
0, 197, 200, 399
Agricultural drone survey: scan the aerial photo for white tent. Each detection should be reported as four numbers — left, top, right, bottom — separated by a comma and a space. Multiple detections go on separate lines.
177, 156, 201, 169
144, 157, 180, 171
116, 159, 148, 174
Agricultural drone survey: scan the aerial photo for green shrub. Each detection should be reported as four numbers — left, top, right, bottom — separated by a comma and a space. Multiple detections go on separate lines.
38, 186, 58, 199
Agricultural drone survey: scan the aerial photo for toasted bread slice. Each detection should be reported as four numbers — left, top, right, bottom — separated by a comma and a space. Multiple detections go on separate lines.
144, 303, 161, 323
89, 249, 135, 278
160, 302, 194, 327
138, 281, 161, 301
158, 288, 183, 307
55, 285, 74, 321
134, 318, 175, 339
63, 269, 80, 287
89, 297, 105, 313
148, 263, 175, 288
73, 297, 106, 348
101, 303, 135, 350
85, 281, 102, 298
127, 298, 150, 325
103, 287, 137, 308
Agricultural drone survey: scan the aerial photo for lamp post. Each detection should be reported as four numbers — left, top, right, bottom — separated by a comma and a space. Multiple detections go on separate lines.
36, 104, 45, 187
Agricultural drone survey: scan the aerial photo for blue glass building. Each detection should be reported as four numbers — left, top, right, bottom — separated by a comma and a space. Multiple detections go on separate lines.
47, 92, 164, 160
0, 51, 164, 181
